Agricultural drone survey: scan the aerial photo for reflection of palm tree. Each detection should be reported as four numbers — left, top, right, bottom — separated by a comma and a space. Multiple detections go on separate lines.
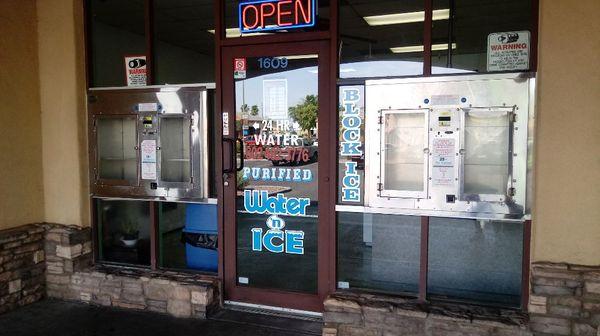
240, 103, 249, 115
289, 95, 318, 133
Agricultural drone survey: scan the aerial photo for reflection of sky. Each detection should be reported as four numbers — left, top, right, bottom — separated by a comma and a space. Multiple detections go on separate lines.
236, 66, 318, 117
340, 60, 473, 78
235, 60, 473, 116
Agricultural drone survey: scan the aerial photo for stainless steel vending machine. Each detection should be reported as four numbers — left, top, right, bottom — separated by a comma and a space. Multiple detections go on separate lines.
364, 73, 535, 220
88, 86, 211, 201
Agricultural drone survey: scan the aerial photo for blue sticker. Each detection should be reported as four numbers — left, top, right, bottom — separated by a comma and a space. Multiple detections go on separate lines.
340, 88, 363, 202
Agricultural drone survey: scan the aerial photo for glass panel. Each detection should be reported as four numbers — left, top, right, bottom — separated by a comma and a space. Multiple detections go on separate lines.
428, 217, 523, 307
464, 110, 510, 195
383, 112, 425, 191
235, 55, 319, 293
97, 117, 137, 181
97, 199, 151, 266
337, 212, 420, 294
88, 0, 146, 87
432, 0, 533, 74
160, 117, 191, 183
339, 0, 424, 78
154, 0, 215, 84
223, 0, 329, 38
159, 202, 218, 272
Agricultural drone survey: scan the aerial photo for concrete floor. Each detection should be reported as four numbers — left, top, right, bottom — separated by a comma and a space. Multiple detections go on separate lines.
0, 300, 320, 336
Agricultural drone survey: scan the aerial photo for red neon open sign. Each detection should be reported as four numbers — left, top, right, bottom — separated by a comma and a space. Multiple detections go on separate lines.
239, 0, 316, 34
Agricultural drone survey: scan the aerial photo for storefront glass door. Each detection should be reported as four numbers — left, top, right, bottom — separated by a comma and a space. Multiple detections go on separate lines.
222, 41, 331, 312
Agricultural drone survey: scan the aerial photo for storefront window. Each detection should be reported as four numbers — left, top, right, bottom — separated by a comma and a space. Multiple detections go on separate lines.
154, 0, 215, 84
428, 218, 523, 307
431, 0, 533, 74
97, 199, 151, 266
159, 202, 218, 272
223, 0, 329, 38
88, 0, 146, 87
339, 0, 425, 78
337, 212, 420, 294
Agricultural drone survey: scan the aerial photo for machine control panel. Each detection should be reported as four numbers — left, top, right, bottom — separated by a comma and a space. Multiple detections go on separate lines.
429, 109, 460, 207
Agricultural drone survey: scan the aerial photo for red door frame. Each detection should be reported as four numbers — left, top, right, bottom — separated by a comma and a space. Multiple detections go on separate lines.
220, 41, 335, 312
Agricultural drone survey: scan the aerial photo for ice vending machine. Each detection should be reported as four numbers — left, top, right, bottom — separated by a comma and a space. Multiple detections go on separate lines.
88, 86, 210, 201
365, 74, 535, 220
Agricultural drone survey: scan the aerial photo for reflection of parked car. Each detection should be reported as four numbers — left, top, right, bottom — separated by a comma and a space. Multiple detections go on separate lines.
271, 138, 318, 166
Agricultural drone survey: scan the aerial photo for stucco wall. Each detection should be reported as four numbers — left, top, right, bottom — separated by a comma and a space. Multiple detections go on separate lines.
0, 0, 45, 230
37, 0, 89, 227
532, 0, 600, 265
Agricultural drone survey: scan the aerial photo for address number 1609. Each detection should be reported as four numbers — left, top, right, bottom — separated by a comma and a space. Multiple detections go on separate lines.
258, 57, 288, 69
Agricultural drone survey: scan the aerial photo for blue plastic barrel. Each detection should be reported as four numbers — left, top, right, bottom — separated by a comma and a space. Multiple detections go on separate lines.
183, 204, 218, 272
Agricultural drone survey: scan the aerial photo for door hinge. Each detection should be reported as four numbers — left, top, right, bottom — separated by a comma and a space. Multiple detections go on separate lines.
378, 115, 383, 125
510, 112, 517, 123
377, 183, 383, 192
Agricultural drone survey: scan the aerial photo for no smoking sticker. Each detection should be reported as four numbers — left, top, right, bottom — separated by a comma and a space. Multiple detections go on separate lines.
234, 58, 247, 79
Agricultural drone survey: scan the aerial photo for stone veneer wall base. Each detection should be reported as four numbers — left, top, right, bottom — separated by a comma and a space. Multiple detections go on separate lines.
529, 262, 600, 336
323, 293, 532, 336
0, 224, 46, 314
43, 225, 220, 319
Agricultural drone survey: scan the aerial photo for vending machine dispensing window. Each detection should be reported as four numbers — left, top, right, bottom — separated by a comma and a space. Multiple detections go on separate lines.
88, 86, 210, 201
365, 74, 535, 219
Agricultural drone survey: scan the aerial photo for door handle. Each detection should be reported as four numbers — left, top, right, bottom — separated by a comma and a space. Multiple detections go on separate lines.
223, 138, 236, 174
235, 138, 244, 172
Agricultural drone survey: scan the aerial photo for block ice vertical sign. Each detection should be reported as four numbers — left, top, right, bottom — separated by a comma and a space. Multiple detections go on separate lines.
340, 87, 364, 203
125, 55, 147, 86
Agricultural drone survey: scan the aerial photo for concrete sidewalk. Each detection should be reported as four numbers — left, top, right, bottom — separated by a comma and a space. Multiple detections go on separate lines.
0, 300, 320, 336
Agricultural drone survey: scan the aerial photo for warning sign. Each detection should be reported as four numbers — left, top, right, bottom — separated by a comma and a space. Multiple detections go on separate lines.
487, 31, 530, 72
125, 55, 147, 86
234, 58, 247, 79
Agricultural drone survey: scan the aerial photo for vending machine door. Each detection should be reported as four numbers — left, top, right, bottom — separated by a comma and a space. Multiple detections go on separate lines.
379, 109, 429, 199
460, 107, 515, 203
95, 115, 139, 185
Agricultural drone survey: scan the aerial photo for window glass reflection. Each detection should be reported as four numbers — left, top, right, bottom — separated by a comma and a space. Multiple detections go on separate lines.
89, 0, 146, 87
432, 0, 533, 74
428, 217, 523, 307
98, 199, 151, 266
339, 0, 424, 78
154, 0, 215, 84
337, 212, 420, 294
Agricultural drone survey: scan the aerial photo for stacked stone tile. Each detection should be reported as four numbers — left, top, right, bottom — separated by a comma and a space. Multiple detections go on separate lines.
0, 224, 46, 314
529, 262, 600, 336
44, 225, 219, 318
323, 293, 532, 336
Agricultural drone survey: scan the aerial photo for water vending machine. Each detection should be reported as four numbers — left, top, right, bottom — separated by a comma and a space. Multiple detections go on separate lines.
88, 86, 211, 201
364, 73, 535, 220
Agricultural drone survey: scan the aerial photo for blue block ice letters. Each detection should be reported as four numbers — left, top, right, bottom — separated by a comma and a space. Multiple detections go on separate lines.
340, 87, 362, 202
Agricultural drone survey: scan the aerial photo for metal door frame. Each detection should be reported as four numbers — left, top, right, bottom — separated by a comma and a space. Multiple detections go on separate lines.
220, 40, 334, 312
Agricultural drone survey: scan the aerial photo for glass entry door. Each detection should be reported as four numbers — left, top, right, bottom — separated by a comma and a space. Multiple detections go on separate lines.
222, 41, 332, 312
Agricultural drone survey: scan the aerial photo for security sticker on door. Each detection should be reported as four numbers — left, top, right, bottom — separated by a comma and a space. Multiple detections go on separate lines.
141, 139, 157, 180
234, 58, 247, 79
